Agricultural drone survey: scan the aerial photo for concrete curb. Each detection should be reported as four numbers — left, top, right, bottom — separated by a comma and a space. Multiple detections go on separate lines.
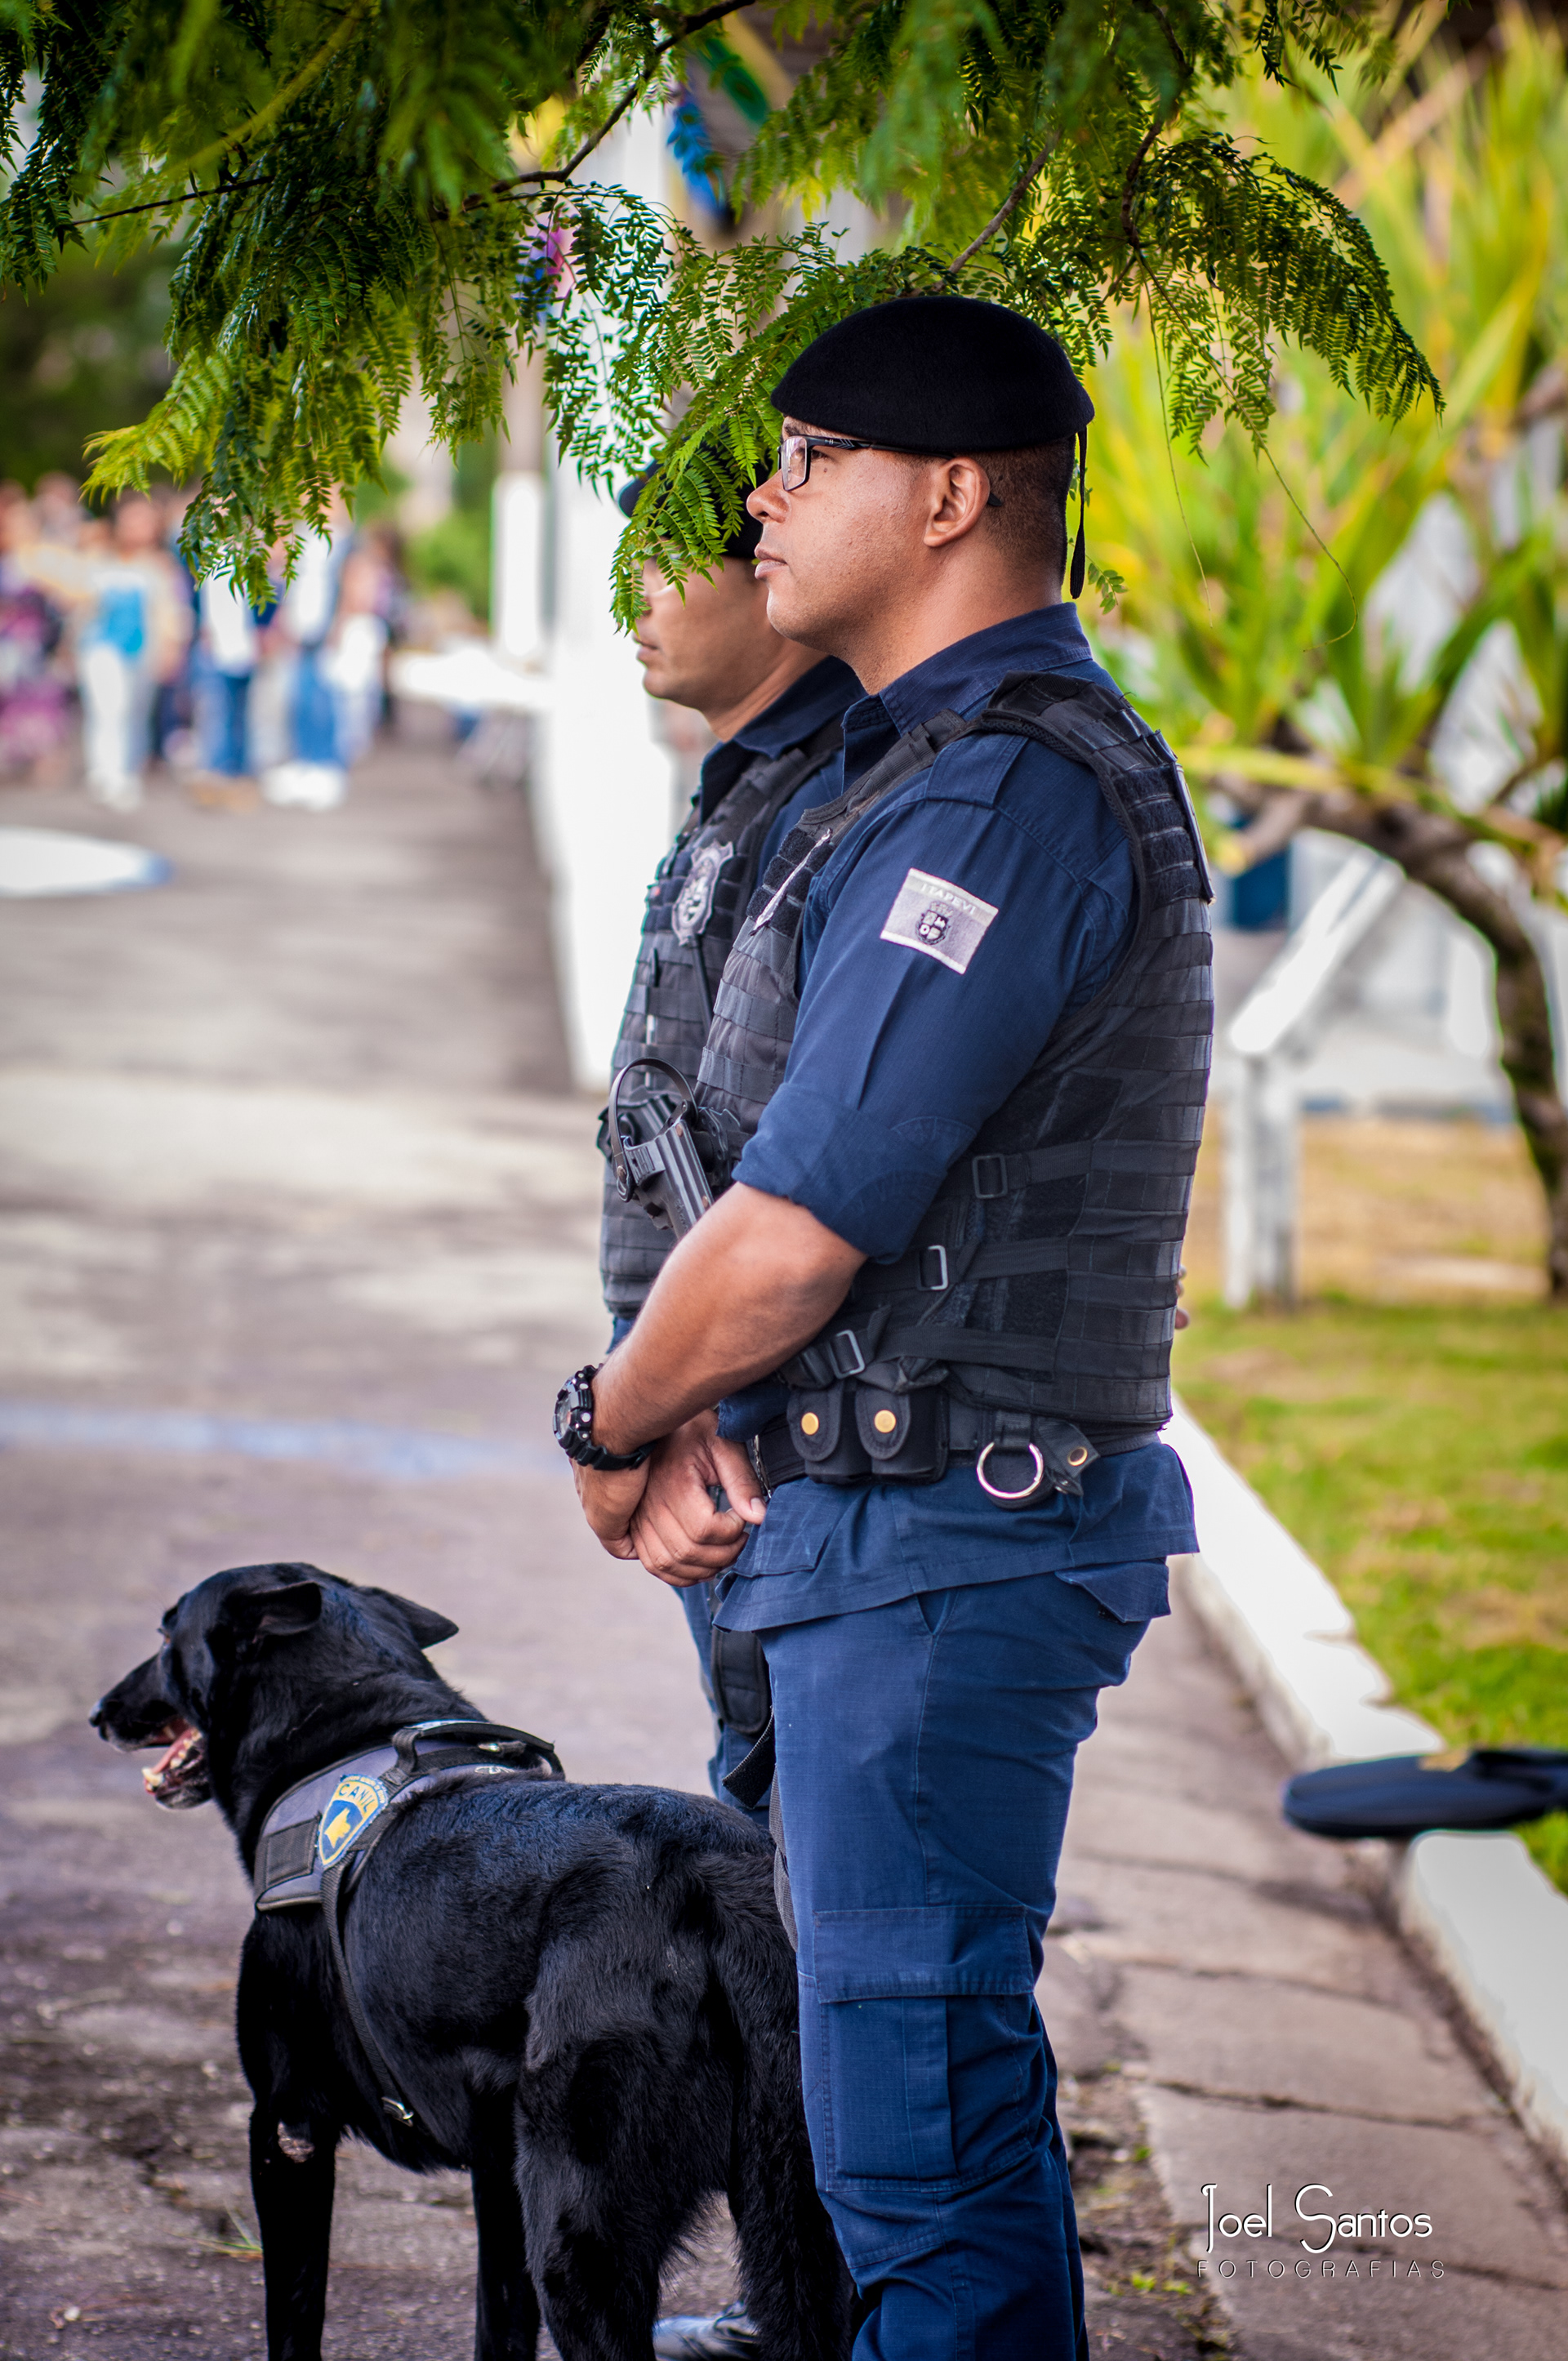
1167, 1399, 1568, 2181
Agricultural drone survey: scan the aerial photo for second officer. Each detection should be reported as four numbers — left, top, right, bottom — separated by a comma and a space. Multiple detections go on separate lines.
604, 466, 856, 1820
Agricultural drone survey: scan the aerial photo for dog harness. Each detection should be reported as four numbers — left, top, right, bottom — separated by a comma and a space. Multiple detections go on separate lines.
252, 1717, 564, 2132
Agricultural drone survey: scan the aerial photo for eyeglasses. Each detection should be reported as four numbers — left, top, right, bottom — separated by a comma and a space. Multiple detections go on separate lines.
776, 432, 1004, 506
777, 433, 884, 491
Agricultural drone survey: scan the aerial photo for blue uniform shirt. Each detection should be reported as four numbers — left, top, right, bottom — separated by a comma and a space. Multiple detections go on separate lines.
710, 602, 1197, 1633
693, 654, 858, 872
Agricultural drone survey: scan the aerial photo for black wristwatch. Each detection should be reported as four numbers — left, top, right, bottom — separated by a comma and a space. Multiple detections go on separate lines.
552, 1364, 653, 1472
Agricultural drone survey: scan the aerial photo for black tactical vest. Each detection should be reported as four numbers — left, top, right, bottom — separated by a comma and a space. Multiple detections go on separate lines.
696, 670, 1214, 1456
601, 714, 844, 1318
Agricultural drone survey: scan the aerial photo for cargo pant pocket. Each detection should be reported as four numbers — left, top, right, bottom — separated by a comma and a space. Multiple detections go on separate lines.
809, 1906, 1037, 2194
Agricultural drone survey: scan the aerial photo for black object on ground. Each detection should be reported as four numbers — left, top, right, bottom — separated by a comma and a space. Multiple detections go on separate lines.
1283, 1747, 1568, 1839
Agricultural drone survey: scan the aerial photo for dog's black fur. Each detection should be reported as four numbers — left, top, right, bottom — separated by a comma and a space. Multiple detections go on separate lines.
91, 1563, 847, 2361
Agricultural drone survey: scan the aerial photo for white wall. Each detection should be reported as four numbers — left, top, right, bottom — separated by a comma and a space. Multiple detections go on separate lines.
531, 110, 677, 1089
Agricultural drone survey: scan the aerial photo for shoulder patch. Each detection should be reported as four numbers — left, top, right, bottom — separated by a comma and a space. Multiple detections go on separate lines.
880, 867, 998, 976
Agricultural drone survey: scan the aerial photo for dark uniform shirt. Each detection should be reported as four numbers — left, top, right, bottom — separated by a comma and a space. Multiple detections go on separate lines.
712, 602, 1197, 1634
693, 655, 860, 871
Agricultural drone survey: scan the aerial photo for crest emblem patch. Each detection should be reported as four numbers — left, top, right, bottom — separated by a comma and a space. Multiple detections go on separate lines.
880, 867, 999, 976
671, 842, 733, 945
317, 1774, 390, 1869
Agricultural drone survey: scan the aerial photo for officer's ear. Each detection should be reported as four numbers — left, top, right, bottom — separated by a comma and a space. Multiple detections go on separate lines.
365, 1586, 459, 1649
224, 1579, 324, 1642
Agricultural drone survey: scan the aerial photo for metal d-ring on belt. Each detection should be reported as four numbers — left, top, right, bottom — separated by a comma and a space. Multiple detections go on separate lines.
974, 1437, 1052, 1501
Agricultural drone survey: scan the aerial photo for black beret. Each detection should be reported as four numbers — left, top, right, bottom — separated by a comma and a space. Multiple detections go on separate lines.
617, 457, 764, 563
769, 296, 1093, 450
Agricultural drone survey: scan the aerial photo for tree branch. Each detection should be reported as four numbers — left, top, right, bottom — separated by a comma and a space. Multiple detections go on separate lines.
483, 0, 757, 200
949, 134, 1059, 270
76, 0, 754, 233
1205, 763, 1568, 1296
72, 0, 374, 233
1119, 112, 1164, 259
82, 176, 265, 227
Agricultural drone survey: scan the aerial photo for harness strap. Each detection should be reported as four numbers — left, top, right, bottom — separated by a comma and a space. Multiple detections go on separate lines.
316, 1757, 544, 2132
254, 1717, 564, 2140
322, 1840, 422, 2130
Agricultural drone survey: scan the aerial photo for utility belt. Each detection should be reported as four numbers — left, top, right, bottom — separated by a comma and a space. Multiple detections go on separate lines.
746, 1396, 1160, 1506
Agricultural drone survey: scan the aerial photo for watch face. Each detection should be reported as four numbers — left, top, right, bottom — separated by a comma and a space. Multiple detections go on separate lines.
552, 1379, 580, 1444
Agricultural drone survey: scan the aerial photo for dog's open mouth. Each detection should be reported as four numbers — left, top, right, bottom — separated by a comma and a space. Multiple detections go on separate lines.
142, 1719, 212, 1809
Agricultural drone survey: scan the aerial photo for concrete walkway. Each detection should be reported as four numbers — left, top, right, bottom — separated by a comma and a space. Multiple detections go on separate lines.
1, 728, 1564, 2361
1055, 1581, 1568, 2357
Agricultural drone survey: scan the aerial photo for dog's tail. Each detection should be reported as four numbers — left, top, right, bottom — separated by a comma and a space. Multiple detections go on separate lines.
703, 1856, 851, 2361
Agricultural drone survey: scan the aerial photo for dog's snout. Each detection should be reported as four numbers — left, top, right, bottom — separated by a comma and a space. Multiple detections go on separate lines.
89, 1698, 109, 1735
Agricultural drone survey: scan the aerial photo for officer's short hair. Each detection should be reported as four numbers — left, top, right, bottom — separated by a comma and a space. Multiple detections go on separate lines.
978, 439, 1076, 585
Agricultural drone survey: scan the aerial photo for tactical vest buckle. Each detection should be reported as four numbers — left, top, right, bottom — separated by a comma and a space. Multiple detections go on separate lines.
971, 1153, 1009, 1200
916, 1245, 950, 1292
829, 1329, 866, 1378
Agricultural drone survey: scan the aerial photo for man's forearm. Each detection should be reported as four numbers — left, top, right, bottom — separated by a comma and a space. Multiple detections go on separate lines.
592, 1183, 864, 1454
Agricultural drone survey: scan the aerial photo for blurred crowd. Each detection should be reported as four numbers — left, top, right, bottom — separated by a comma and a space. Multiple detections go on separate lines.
0, 479, 406, 814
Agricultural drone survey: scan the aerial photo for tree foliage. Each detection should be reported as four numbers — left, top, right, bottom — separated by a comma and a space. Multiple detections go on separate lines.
1088, 11, 1568, 1291
0, 0, 1436, 613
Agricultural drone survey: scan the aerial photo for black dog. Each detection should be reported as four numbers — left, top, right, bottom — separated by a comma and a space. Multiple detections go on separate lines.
91, 1562, 847, 2361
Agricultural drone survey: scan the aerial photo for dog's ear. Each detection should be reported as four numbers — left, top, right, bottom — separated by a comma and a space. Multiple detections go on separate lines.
365, 1587, 459, 1649
224, 1579, 324, 1642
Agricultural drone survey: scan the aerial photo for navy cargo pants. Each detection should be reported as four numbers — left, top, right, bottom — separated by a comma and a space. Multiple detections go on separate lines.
760, 1570, 1154, 2361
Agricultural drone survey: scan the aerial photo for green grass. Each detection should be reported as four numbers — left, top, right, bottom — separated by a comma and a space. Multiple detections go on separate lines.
1173, 1299, 1568, 1890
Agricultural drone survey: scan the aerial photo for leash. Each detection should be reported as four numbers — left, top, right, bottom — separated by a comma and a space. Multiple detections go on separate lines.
253, 1717, 564, 2135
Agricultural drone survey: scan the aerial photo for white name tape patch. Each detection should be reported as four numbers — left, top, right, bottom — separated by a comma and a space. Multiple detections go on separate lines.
880, 868, 999, 976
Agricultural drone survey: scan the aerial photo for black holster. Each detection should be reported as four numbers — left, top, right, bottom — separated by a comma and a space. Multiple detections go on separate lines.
710, 1625, 772, 1739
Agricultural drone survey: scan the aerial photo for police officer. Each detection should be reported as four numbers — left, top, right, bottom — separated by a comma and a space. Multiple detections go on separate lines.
557, 296, 1212, 2361
605, 467, 857, 1824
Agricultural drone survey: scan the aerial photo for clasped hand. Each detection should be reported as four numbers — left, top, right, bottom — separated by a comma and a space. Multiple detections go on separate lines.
574, 1409, 766, 1588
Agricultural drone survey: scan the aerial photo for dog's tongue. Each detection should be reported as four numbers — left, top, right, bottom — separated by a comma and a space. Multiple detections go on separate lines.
144, 1722, 198, 1794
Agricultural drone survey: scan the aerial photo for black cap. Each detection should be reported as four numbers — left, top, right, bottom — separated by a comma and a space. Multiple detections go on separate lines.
768, 296, 1093, 452
769, 296, 1094, 597
617, 458, 764, 564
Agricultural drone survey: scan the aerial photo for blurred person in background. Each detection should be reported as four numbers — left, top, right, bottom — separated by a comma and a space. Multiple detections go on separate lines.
29, 492, 189, 811
190, 570, 265, 808
0, 490, 71, 786
30, 473, 86, 546
150, 488, 198, 776
318, 543, 391, 766
261, 497, 349, 812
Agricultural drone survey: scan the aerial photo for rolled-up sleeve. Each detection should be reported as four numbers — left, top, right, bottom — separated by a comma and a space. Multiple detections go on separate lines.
733, 741, 1136, 1258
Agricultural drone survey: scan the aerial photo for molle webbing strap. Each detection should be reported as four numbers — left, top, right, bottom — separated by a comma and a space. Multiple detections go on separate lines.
602, 715, 844, 1317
